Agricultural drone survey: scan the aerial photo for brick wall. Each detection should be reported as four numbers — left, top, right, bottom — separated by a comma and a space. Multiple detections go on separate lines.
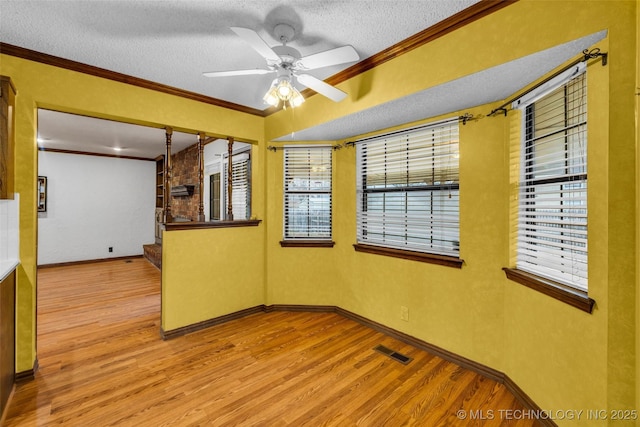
170, 143, 200, 221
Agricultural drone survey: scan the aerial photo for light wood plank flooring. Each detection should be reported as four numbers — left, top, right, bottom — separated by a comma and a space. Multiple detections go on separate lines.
5, 258, 537, 426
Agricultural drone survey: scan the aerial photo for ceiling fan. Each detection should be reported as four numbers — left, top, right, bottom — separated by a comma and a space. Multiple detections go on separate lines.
203, 24, 359, 108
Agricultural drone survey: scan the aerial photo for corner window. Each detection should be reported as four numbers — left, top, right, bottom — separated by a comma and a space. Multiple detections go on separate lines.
515, 69, 587, 291
355, 120, 460, 257
283, 146, 332, 240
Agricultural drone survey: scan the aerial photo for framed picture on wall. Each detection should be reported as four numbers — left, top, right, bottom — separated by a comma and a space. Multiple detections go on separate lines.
38, 176, 47, 212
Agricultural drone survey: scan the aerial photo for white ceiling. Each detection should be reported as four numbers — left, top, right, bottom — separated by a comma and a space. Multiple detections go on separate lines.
1, 1, 608, 155
37, 109, 198, 159
0, 0, 478, 111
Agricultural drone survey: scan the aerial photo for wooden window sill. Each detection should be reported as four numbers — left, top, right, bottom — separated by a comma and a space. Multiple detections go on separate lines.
353, 244, 463, 268
280, 240, 335, 248
502, 268, 595, 313
164, 219, 261, 231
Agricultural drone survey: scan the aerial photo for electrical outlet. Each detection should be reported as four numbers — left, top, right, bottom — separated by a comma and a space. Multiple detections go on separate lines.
400, 305, 409, 321
108, 247, 113, 253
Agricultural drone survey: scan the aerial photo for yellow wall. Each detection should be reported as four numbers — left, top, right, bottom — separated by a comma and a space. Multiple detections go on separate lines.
2, 1, 638, 425
264, 142, 341, 307
263, 1, 637, 424
0, 55, 264, 372
502, 38, 612, 413
162, 225, 265, 331
636, 0, 640, 417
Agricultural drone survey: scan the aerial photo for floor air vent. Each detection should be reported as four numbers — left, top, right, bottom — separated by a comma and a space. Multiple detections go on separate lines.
374, 344, 412, 365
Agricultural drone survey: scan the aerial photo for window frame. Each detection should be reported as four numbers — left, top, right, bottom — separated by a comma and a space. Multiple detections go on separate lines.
354, 119, 462, 265
505, 65, 594, 312
280, 145, 334, 247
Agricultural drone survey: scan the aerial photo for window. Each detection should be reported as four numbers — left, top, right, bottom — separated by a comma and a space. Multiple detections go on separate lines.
223, 149, 251, 220
356, 120, 460, 257
283, 146, 332, 240
514, 68, 587, 291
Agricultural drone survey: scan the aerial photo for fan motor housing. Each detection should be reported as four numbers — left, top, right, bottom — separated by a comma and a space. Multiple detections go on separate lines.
273, 23, 296, 43
273, 45, 301, 66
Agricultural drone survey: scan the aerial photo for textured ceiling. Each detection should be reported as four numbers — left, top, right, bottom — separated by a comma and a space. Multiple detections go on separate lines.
274, 30, 608, 142
0, 2, 608, 156
0, 0, 478, 111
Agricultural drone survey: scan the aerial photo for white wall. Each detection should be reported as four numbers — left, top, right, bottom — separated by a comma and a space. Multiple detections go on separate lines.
37, 151, 155, 265
0, 194, 19, 280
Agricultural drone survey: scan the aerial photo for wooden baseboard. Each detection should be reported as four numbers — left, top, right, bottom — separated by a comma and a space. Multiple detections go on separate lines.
503, 375, 558, 427
334, 307, 505, 383
161, 304, 552, 423
15, 358, 38, 383
38, 255, 143, 269
265, 304, 336, 313
160, 305, 266, 340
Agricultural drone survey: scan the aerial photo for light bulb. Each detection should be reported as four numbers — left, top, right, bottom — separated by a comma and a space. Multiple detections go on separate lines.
265, 94, 278, 106
277, 82, 291, 98
263, 87, 279, 106
291, 90, 305, 107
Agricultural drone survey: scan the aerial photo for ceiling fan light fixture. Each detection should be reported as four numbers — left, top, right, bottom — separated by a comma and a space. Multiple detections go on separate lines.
205, 26, 359, 109
263, 86, 280, 107
290, 89, 305, 107
264, 76, 304, 108
277, 80, 292, 98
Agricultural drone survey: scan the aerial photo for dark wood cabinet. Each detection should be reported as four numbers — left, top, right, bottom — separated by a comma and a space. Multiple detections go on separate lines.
0, 76, 16, 200
0, 270, 16, 421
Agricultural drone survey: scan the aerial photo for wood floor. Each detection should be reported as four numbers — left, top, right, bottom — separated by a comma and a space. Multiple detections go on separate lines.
5, 258, 538, 426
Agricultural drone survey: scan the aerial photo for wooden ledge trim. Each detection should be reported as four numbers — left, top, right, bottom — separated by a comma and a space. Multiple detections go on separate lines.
39, 147, 155, 162
0, 75, 17, 95
279, 240, 335, 248
1, 2, 516, 118
0, 43, 267, 117
353, 243, 463, 268
503, 268, 595, 314
164, 219, 261, 231
299, 0, 517, 104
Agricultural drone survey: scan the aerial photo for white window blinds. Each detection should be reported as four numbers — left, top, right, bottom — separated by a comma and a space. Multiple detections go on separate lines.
356, 120, 460, 256
514, 70, 587, 291
223, 151, 251, 220
283, 146, 332, 239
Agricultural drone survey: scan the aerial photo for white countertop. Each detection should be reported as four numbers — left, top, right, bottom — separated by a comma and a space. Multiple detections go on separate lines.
0, 258, 19, 282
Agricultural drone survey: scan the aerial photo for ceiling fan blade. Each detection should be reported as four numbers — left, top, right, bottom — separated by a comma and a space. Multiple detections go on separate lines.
203, 69, 275, 78
297, 74, 347, 102
297, 45, 359, 70
230, 27, 281, 63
